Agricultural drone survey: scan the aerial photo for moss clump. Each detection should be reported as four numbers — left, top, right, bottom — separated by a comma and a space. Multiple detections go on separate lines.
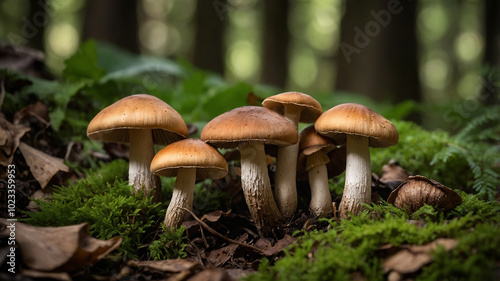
245, 193, 500, 281
23, 160, 168, 258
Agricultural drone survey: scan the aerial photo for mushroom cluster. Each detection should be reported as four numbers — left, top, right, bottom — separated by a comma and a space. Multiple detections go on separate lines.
89, 92, 461, 237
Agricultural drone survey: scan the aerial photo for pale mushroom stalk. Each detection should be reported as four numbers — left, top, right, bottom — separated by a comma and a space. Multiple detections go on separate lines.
239, 142, 283, 236
128, 129, 158, 196
274, 107, 301, 218
339, 134, 371, 217
163, 168, 196, 228
307, 153, 334, 218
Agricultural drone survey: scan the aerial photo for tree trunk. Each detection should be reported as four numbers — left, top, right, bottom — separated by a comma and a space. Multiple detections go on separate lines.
481, 0, 500, 105
82, 0, 139, 53
261, 0, 290, 88
192, 0, 226, 74
335, 0, 420, 108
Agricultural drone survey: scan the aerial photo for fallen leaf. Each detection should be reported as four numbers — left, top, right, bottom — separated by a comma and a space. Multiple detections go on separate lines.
379, 160, 410, 183
382, 238, 458, 274
21, 269, 71, 281
0, 219, 122, 272
0, 113, 30, 166
259, 234, 295, 256
188, 268, 234, 281
18, 142, 69, 188
207, 233, 248, 267
13, 101, 50, 127
202, 210, 232, 223
127, 258, 201, 273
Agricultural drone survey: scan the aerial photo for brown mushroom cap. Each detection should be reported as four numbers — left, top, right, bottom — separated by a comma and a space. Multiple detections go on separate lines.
297, 126, 346, 181
387, 175, 463, 213
151, 138, 228, 180
87, 94, 188, 145
200, 106, 298, 149
262, 92, 322, 123
314, 103, 399, 148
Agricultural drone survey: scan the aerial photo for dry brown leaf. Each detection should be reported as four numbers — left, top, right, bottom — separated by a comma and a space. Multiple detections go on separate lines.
187, 268, 234, 281
201, 210, 232, 223
21, 269, 72, 281
382, 238, 458, 274
259, 234, 295, 256
207, 233, 248, 267
13, 101, 50, 127
0, 219, 122, 272
127, 258, 201, 273
18, 142, 69, 188
0, 113, 30, 166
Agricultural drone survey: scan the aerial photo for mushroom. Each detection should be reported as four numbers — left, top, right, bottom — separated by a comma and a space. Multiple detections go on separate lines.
297, 125, 346, 218
315, 103, 398, 218
201, 106, 298, 236
387, 175, 462, 213
87, 94, 188, 199
262, 92, 322, 218
150, 138, 228, 228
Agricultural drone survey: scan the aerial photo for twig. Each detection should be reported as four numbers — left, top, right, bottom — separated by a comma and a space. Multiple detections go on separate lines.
180, 207, 263, 254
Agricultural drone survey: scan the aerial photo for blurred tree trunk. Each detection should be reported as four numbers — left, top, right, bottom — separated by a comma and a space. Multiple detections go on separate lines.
335, 0, 421, 107
481, 0, 500, 105
82, 0, 139, 53
192, 0, 226, 75
260, 0, 289, 88
25, 0, 46, 51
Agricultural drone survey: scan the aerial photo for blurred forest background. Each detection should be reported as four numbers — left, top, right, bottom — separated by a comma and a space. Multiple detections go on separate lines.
0, 0, 499, 129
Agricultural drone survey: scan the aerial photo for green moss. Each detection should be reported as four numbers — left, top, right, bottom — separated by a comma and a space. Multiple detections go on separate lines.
245, 193, 500, 281
23, 160, 166, 258
148, 224, 187, 260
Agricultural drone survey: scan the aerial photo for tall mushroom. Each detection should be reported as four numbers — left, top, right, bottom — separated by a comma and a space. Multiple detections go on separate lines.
262, 92, 322, 218
297, 125, 346, 218
87, 94, 188, 199
315, 103, 398, 218
201, 106, 298, 236
150, 138, 228, 228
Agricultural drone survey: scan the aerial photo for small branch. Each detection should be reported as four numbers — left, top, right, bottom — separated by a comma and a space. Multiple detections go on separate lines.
180, 207, 264, 254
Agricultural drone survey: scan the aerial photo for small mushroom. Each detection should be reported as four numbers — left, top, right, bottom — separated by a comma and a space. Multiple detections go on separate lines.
387, 175, 462, 213
201, 106, 298, 236
297, 125, 346, 218
87, 94, 188, 199
262, 92, 322, 219
315, 103, 398, 218
150, 138, 228, 228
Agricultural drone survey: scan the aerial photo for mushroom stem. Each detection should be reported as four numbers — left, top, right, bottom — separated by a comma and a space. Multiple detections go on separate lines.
163, 168, 196, 229
129, 129, 159, 198
239, 142, 283, 236
307, 155, 334, 218
274, 108, 301, 218
339, 134, 371, 218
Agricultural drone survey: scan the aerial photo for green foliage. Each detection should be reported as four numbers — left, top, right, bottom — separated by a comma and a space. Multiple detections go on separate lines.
148, 224, 187, 260
23, 160, 169, 258
245, 194, 500, 281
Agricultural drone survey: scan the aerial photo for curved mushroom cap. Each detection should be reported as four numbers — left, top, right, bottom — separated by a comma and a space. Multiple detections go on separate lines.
87, 94, 189, 145
387, 175, 462, 213
314, 103, 398, 148
262, 92, 322, 123
299, 125, 337, 156
150, 139, 228, 180
297, 126, 346, 181
201, 106, 298, 149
